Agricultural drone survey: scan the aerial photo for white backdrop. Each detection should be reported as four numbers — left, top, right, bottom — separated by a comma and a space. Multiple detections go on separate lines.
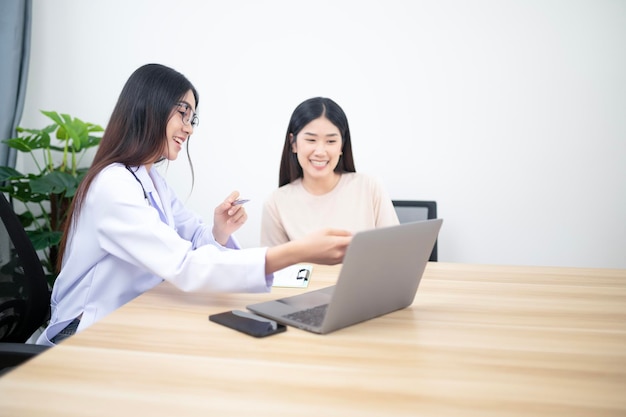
18, 0, 626, 268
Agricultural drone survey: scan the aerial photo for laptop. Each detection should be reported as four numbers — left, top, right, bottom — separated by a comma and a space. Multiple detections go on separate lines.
247, 218, 443, 334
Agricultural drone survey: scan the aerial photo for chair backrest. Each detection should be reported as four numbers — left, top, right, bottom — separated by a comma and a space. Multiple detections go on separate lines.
0, 192, 50, 343
392, 200, 438, 262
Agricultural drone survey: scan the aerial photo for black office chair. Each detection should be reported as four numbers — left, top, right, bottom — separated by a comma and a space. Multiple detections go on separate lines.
392, 200, 438, 262
0, 192, 51, 374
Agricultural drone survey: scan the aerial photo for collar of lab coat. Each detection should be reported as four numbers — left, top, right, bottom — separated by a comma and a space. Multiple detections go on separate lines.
130, 165, 170, 225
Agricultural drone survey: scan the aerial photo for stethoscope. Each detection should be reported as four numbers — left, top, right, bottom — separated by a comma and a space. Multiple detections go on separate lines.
125, 165, 151, 206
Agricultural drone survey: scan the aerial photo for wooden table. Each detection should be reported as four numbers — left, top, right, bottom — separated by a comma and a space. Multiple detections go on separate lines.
1, 263, 625, 417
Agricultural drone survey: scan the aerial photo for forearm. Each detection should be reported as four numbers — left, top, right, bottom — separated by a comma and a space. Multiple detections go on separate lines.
212, 226, 230, 247
264, 229, 352, 274
265, 241, 303, 275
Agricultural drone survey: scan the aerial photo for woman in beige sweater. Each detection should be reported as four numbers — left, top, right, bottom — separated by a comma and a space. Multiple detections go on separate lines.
261, 97, 398, 246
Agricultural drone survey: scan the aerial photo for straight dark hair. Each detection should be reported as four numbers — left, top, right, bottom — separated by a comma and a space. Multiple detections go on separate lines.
56, 63, 199, 272
278, 97, 356, 187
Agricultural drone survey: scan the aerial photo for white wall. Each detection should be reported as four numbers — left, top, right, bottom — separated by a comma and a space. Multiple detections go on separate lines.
20, 0, 626, 268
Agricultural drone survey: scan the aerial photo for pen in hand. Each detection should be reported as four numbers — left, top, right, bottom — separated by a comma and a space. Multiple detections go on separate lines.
233, 199, 250, 205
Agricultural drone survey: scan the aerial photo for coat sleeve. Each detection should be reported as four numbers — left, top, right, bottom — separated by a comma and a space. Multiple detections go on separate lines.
89, 166, 270, 293
160, 174, 239, 250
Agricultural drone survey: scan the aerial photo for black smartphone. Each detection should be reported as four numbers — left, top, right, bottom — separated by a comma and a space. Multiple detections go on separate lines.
209, 310, 287, 338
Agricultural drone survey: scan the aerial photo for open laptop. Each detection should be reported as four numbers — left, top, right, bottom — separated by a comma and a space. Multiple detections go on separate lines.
247, 218, 443, 334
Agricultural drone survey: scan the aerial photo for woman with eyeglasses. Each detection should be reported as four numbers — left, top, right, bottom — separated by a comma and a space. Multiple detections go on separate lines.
37, 64, 352, 346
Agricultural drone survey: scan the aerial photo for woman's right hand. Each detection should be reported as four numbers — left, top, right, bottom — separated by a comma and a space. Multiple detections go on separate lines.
265, 229, 352, 274
296, 229, 352, 264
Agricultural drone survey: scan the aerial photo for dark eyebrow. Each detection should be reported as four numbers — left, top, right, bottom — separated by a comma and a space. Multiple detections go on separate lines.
177, 101, 196, 112
302, 132, 339, 137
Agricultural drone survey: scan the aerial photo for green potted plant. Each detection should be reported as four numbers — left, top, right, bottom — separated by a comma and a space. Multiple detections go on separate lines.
0, 110, 103, 286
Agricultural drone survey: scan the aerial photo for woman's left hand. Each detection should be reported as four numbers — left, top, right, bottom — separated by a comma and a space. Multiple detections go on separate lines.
213, 191, 248, 245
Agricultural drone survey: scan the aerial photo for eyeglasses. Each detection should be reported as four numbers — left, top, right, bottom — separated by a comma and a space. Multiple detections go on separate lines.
176, 102, 199, 127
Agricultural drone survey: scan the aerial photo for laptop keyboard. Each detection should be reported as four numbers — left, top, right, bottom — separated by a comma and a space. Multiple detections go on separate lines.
283, 304, 328, 327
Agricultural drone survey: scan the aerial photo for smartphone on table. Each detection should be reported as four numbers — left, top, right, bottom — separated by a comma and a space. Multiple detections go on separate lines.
209, 310, 286, 338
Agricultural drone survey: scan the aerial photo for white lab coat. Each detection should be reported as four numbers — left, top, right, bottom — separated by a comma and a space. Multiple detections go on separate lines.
37, 163, 271, 346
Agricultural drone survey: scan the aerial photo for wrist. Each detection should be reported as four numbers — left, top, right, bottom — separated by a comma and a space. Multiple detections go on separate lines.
265, 241, 301, 274
212, 227, 229, 246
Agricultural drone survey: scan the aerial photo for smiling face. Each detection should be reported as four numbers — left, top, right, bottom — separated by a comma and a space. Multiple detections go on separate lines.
291, 116, 343, 190
163, 89, 196, 161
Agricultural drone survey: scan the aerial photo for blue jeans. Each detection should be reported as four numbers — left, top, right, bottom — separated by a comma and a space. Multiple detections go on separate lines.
50, 317, 80, 344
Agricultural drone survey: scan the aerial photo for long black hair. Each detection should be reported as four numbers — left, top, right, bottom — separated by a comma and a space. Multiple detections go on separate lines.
278, 97, 356, 187
57, 63, 199, 271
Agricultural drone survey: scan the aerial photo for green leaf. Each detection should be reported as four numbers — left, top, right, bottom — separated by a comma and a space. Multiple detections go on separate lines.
56, 125, 69, 140
84, 134, 102, 149
48, 144, 66, 153
27, 230, 62, 251
71, 117, 91, 152
40, 131, 51, 149
8, 181, 48, 204
0, 166, 25, 182
30, 171, 78, 195
3, 130, 52, 151
3, 137, 34, 152
87, 124, 104, 133
16, 124, 57, 135
17, 211, 36, 229
41, 110, 63, 126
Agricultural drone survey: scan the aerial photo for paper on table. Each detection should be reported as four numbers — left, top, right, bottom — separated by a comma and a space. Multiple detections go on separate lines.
271, 264, 313, 288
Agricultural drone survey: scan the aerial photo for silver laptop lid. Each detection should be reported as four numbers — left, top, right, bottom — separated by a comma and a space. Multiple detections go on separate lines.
247, 219, 443, 334
319, 218, 442, 333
